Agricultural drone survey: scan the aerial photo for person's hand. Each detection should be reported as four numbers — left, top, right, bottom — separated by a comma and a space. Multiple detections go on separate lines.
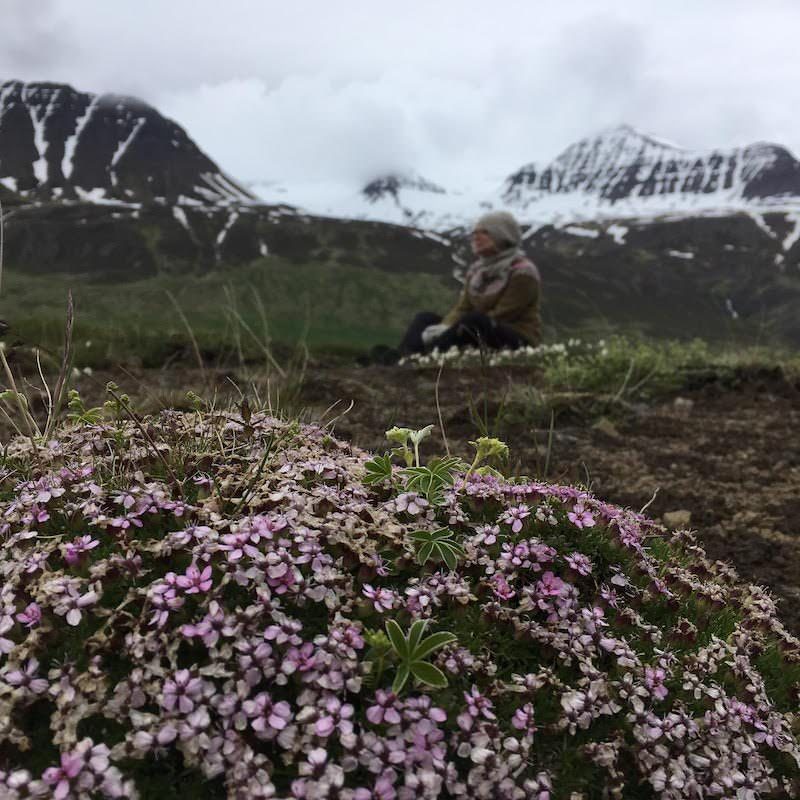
421, 323, 448, 346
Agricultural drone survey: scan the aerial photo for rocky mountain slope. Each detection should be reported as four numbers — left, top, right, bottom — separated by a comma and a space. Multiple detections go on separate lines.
0, 80, 253, 205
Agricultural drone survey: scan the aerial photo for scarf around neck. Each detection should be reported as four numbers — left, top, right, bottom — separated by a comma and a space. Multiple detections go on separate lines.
466, 245, 527, 297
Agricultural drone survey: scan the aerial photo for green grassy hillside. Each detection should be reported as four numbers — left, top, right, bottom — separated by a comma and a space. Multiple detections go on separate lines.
3, 258, 457, 366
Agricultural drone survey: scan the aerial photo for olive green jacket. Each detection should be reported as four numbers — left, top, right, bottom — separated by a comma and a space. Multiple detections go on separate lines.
442, 259, 542, 345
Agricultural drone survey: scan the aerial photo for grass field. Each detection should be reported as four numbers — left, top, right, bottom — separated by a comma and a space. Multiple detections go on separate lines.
4, 250, 796, 375
3, 257, 457, 367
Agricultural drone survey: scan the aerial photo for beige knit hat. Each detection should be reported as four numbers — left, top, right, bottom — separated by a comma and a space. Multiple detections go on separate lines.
473, 210, 522, 248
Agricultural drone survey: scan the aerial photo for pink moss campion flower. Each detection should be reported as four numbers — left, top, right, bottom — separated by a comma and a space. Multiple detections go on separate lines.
403, 695, 447, 724
218, 530, 251, 561
264, 615, 303, 647
395, 492, 429, 516
315, 695, 354, 737
536, 571, 566, 598
147, 574, 184, 628
108, 511, 144, 530
54, 587, 99, 626
353, 775, 397, 800
457, 686, 496, 731
599, 584, 620, 609
62, 535, 99, 565
499, 504, 531, 533
512, 703, 538, 736
112, 490, 138, 510
176, 563, 213, 594
265, 550, 300, 594
243, 691, 293, 739
327, 623, 365, 657
16, 602, 42, 628
372, 553, 391, 577
33, 477, 66, 504
568, 502, 596, 529
366, 690, 402, 725
24, 551, 49, 573
472, 524, 500, 546
5, 658, 49, 695
490, 573, 516, 600
282, 642, 318, 676
362, 584, 397, 613
161, 670, 205, 714
42, 752, 84, 800
24, 505, 50, 525
644, 667, 669, 701
565, 552, 593, 576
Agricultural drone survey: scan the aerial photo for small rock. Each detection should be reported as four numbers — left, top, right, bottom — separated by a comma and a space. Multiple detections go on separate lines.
663, 510, 692, 529
673, 396, 694, 416
592, 417, 620, 438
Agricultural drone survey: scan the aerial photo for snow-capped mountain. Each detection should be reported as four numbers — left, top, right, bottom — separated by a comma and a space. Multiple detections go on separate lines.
501, 125, 800, 226
269, 126, 800, 231
0, 80, 254, 205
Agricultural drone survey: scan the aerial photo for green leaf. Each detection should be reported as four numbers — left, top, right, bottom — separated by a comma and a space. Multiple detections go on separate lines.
392, 662, 411, 694
410, 530, 433, 542
407, 619, 429, 653
410, 660, 449, 688
411, 631, 457, 662
417, 542, 435, 565
364, 454, 394, 485
439, 543, 458, 571
384, 619, 408, 659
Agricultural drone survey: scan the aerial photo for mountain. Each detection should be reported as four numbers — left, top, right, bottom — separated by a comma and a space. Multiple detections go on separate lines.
502, 125, 800, 225
276, 126, 800, 231
0, 80, 254, 205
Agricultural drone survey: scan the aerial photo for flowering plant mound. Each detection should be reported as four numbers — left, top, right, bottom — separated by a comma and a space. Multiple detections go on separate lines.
2, 409, 800, 799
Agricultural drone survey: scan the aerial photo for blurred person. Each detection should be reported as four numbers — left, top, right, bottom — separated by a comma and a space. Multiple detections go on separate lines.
398, 210, 541, 358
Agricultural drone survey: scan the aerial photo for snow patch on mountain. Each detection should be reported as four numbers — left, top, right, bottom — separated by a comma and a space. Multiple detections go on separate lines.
172, 205, 191, 232
62, 95, 98, 181
563, 225, 599, 239
782, 212, 800, 251
216, 210, 239, 246
606, 223, 628, 244
27, 84, 60, 184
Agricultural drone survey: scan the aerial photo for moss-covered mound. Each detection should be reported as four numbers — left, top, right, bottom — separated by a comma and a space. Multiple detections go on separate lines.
1, 408, 799, 798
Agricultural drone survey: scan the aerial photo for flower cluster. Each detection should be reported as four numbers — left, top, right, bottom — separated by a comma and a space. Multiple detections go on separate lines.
1, 408, 799, 798
398, 339, 598, 369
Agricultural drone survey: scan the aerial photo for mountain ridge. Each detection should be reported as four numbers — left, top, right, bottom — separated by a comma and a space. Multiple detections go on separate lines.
339, 125, 800, 231
0, 79, 254, 206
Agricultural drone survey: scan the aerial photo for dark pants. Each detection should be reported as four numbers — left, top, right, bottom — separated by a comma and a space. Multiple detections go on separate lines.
399, 311, 527, 355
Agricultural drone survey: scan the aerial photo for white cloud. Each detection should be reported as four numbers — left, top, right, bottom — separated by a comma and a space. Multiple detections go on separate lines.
2, 0, 800, 197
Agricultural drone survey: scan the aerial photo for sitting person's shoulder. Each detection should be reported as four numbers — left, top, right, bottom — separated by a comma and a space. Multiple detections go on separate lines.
510, 257, 541, 281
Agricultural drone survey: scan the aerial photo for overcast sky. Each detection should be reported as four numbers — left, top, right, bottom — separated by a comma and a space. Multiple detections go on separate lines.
5, 0, 800, 196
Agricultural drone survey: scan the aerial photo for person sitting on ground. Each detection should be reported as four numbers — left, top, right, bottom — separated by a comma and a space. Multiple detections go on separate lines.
397, 210, 541, 357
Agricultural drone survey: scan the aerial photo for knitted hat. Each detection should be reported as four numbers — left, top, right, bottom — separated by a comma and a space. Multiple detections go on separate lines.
473, 210, 522, 248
